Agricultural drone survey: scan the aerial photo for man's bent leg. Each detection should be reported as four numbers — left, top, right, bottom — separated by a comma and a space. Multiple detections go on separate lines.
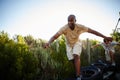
73, 54, 81, 77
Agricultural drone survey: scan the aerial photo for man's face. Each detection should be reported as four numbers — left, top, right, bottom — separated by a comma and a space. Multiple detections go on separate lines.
105, 41, 109, 44
68, 16, 76, 30
105, 40, 111, 44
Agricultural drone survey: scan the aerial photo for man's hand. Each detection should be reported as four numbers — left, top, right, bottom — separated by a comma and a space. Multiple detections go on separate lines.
91, 46, 94, 49
105, 37, 113, 41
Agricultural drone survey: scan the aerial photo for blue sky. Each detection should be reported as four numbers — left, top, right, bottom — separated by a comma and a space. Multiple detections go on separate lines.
0, 0, 120, 41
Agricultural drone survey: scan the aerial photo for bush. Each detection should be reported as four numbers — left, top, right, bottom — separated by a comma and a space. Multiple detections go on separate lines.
0, 31, 38, 80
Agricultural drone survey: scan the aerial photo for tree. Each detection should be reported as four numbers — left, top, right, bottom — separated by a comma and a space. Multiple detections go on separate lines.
13, 35, 26, 44
111, 31, 120, 42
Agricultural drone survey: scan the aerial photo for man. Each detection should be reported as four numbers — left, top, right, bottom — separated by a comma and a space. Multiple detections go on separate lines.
44, 14, 112, 80
92, 38, 120, 64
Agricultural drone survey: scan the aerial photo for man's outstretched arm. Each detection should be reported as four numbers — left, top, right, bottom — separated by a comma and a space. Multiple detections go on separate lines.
44, 32, 61, 48
87, 28, 113, 41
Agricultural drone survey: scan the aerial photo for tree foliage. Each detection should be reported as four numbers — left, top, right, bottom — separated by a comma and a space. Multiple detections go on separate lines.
111, 31, 120, 42
0, 31, 38, 80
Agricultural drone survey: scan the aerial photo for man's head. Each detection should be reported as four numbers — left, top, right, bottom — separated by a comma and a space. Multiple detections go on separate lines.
103, 38, 112, 44
68, 14, 76, 30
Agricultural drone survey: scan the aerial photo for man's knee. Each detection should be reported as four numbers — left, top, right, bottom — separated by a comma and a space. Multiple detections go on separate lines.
73, 54, 80, 60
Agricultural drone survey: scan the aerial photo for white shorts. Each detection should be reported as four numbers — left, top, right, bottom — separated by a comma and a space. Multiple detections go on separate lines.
66, 42, 82, 60
105, 51, 111, 61
105, 50, 115, 61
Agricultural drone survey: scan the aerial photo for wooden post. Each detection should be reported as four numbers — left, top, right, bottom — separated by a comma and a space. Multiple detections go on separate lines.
86, 38, 91, 64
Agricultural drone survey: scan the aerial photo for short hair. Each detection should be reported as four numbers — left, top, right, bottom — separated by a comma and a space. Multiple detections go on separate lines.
103, 38, 109, 42
68, 14, 76, 21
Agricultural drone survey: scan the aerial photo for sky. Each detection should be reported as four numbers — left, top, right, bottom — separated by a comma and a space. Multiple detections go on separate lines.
0, 0, 120, 41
